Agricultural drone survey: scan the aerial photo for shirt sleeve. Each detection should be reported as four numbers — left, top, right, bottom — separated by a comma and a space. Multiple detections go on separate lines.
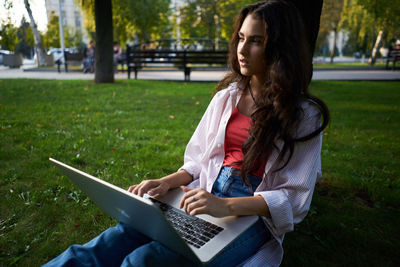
255, 103, 323, 236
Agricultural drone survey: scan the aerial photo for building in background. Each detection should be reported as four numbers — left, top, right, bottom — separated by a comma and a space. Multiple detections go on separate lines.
45, 0, 88, 43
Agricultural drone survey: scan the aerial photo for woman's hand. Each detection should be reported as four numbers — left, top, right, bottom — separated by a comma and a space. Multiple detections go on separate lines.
179, 186, 230, 217
128, 179, 170, 197
128, 170, 194, 198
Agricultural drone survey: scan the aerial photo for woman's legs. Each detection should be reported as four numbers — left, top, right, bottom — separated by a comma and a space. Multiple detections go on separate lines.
205, 219, 270, 267
43, 222, 151, 267
121, 241, 196, 267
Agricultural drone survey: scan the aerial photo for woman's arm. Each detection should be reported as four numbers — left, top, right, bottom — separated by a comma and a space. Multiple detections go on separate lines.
180, 186, 270, 218
225, 195, 270, 217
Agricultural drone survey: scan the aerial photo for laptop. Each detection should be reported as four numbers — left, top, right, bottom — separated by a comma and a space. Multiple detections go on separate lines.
49, 158, 258, 264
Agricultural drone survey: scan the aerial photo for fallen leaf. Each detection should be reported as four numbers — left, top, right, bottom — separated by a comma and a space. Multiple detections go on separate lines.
195, 101, 200, 105
110, 147, 116, 151
169, 115, 175, 119
73, 224, 80, 228
37, 124, 43, 128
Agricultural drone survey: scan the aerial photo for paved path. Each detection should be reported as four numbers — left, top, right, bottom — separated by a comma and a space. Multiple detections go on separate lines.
0, 65, 399, 81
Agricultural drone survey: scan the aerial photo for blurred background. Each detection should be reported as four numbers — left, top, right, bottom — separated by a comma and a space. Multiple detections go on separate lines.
0, 0, 399, 67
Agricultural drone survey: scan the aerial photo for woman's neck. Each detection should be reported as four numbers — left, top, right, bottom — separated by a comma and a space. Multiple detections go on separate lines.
250, 76, 265, 97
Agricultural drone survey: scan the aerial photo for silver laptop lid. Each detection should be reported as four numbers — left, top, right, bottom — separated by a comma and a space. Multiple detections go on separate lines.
49, 158, 199, 263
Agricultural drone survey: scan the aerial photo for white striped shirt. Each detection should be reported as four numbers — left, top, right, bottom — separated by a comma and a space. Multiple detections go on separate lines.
180, 83, 323, 266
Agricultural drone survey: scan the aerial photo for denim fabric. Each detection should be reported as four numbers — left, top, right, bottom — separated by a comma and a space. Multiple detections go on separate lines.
211, 166, 261, 198
43, 167, 271, 267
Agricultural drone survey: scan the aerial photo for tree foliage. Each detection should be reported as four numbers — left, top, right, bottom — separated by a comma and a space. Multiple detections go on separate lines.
338, 0, 400, 56
79, 0, 171, 46
179, 0, 253, 43
316, 0, 344, 57
357, 0, 400, 41
0, 0, 19, 52
15, 17, 35, 57
77, 0, 259, 47
43, 12, 84, 50
0, 22, 19, 51
339, 0, 374, 53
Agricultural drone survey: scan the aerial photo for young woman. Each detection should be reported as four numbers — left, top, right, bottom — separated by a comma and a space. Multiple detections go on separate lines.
45, 1, 329, 266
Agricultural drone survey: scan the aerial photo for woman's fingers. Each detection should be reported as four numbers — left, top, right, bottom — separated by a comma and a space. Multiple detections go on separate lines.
179, 187, 213, 215
128, 185, 136, 193
129, 180, 164, 197
186, 199, 208, 216
179, 186, 198, 209
148, 182, 169, 197
179, 187, 228, 217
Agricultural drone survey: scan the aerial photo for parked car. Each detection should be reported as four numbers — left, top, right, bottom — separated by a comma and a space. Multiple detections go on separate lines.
0, 50, 12, 65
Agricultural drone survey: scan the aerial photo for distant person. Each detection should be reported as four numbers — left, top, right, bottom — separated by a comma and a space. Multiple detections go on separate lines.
44, 1, 329, 266
83, 40, 95, 73
113, 42, 123, 73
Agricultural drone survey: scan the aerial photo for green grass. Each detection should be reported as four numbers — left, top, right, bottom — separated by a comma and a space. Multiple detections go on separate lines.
0, 79, 399, 266
313, 62, 387, 69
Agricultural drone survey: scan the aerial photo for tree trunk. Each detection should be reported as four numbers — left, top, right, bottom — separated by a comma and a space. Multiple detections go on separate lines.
94, 0, 114, 83
287, 0, 323, 82
24, 0, 46, 66
289, 0, 323, 58
330, 27, 338, 63
369, 30, 383, 65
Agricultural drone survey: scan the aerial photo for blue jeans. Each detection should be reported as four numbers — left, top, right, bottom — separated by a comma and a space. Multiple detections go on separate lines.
43, 167, 271, 266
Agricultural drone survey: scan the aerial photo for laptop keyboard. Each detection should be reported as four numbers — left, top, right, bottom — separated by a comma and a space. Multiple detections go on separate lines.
150, 198, 224, 248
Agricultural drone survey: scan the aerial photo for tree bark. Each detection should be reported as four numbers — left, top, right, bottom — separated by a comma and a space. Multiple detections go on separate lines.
94, 0, 114, 83
287, 0, 323, 81
288, 0, 323, 58
24, 0, 46, 66
369, 30, 383, 65
330, 27, 338, 63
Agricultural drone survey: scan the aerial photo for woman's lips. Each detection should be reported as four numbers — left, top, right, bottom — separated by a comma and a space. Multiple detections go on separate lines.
239, 58, 249, 66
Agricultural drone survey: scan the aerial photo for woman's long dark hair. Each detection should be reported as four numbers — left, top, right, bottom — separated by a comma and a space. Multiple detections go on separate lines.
217, 0, 330, 182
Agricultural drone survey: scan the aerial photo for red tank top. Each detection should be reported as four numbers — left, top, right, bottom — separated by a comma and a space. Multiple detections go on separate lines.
222, 106, 265, 178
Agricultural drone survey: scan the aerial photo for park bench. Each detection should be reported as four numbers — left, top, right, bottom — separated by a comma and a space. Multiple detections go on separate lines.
126, 46, 228, 81
115, 51, 127, 72
385, 46, 400, 70
57, 52, 84, 73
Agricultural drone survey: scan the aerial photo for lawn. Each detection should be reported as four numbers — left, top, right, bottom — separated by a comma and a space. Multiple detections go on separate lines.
313, 62, 387, 69
0, 79, 399, 266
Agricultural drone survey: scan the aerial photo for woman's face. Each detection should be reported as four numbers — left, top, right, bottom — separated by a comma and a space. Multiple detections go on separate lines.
237, 14, 267, 80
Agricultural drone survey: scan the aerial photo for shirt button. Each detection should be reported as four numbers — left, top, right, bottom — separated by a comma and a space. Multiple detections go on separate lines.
216, 163, 221, 168
217, 143, 222, 148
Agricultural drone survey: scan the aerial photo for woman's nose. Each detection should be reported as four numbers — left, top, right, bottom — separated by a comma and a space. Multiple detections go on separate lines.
238, 41, 249, 56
